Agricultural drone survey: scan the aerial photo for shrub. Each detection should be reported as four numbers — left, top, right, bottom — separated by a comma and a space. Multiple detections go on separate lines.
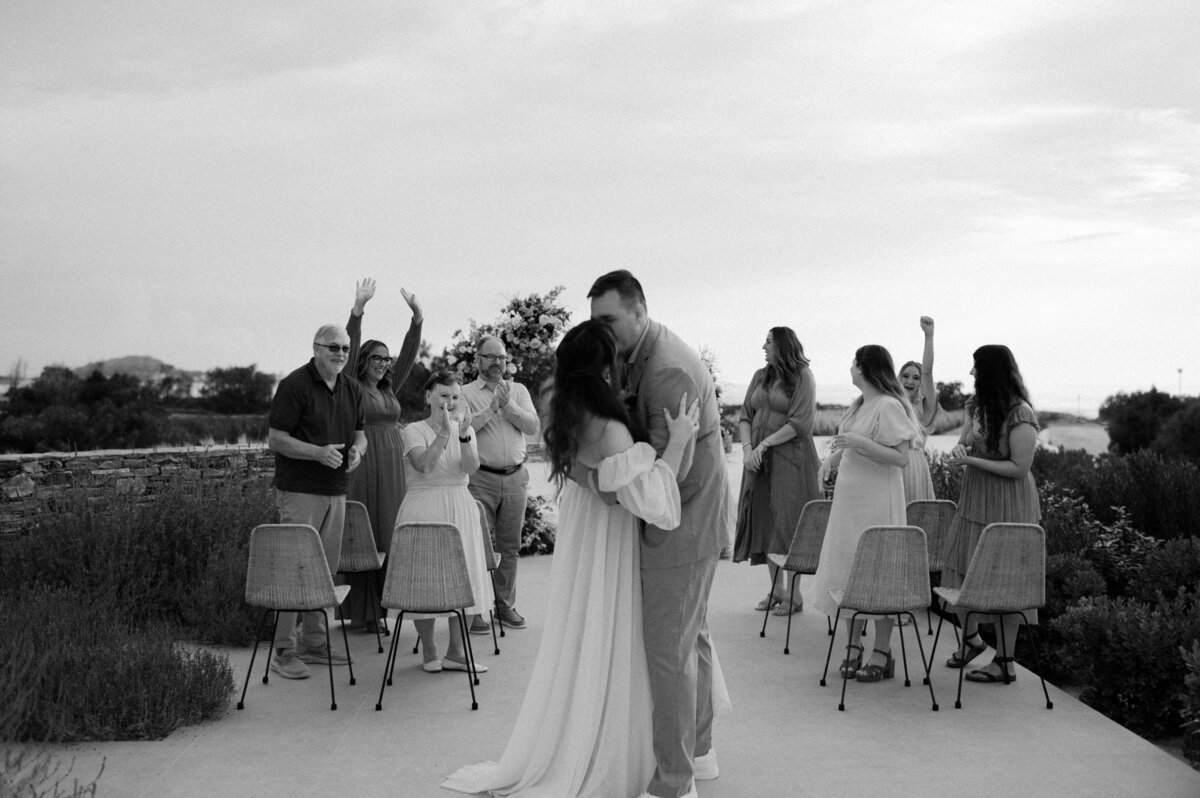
1099, 388, 1185, 454
1154, 398, 1200, 461
1051, 593, 1200, 738
1038, 485, 1157, 595
1128, 537, 1200, 605
1085, 450, 1200, 541
0, 586, 233, 742
1182, 640, 1200, 769
1032, 446, 1097, 492
520, 494, 557, 555
0, 477, 274, 645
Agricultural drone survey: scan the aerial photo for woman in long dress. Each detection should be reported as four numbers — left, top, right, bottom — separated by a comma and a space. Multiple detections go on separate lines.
897, 316, 938, 503
342, 278, 422, 632
732, 327, 822, 615
809, 345, 920, 683
443, 320, 701, 798
940, 345, 1041, 683
397, 370, 494, 674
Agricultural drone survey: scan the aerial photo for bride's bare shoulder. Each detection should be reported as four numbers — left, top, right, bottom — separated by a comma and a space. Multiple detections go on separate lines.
577, 416, 635, 464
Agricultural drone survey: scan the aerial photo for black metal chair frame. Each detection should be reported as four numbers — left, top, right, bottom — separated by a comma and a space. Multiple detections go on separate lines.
238, 608, 356, 712
820, 607, 938, 713
378, 606, 479, 712
932, 608, 1054, 710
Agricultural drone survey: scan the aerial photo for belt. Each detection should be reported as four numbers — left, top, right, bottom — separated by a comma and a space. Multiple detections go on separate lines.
478, 462, 524, 477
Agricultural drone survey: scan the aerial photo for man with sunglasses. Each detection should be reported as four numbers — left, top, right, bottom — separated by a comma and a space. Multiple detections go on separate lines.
266, 324, 367, 680
462, 335, 541, 632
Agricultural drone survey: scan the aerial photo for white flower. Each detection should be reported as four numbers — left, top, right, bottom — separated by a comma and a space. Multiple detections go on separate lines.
446, 355, 458, 365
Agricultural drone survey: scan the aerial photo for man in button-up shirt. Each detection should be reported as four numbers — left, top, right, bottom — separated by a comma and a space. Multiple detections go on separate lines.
462, 335, 541, 630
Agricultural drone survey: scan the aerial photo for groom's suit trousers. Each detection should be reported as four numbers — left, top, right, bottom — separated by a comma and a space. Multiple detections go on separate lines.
642, 553, 718, 798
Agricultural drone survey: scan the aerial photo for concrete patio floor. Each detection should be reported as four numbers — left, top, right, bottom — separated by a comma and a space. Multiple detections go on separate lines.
46, 549, 1200, 798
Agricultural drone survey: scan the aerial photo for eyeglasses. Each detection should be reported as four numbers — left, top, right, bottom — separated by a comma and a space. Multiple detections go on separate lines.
478, 353, 509, 362
368, 355, 394, 366
315, 343, 351, 354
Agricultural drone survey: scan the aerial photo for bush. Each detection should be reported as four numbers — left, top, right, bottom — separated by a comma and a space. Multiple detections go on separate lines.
1181, 640, 1200, 769
1051, 593, 1200, 738
1032, 446, 1097, 492
1154, 399, 1200, 461
1128, 537, 1200, 605
0, 586, 233, 742
519, 494, 557, 555
1085, 450, 1200, 541
0, 477, 275, 645
1038, 485, 1157, 595
1099, 388, 1185, 454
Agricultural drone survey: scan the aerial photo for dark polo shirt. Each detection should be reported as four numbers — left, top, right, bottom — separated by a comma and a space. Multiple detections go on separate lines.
269, 359, 364, 496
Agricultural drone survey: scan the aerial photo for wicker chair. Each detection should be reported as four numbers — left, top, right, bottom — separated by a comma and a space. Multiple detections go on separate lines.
338, 500, 388, 653
237, 524, 355, 712
932, 522, 1053, 710
819, 525, 938, 712
377, 522, 480, 711
476, 499, 503, 652
906, 499, 957, 634
761, 499, 832, 651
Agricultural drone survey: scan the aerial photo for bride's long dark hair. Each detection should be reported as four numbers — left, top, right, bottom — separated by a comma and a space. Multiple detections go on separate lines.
544, 320, 631, 488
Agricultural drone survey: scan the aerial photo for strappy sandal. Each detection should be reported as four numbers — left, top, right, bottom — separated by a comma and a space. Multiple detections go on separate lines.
945, 634, 987, 669
839, 643, 864, 679
755, 596, 783, 612
856, 648, 895, 682
965, 656, 1016, 683
771, 598, 803, 616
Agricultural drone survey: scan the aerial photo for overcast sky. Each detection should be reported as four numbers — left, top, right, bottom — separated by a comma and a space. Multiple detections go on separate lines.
2, 1, 1197, 414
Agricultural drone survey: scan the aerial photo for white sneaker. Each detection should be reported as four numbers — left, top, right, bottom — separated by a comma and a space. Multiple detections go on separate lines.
694, 748, 719, 780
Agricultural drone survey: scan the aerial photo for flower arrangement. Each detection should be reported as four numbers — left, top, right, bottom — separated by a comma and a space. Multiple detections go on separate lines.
443, 286, 572, 389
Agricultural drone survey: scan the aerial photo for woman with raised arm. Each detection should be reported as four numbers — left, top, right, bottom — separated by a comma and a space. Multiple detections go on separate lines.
810, 345, 920, 683
897, 316, 937, 502
443, 319, 709, 798
397, 371, 493, 674
732, 327, 822, 616
941, 345, 1041, 683
340, 278, 423, 633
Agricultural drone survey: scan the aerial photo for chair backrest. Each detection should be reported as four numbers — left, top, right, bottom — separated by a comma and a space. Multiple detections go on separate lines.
956, 523, 1046, 612
906, 499, 957, 572
338, 500, 382, 573
475, 500, 498, 572
244, 524, 340, 610
839, 525, 931, 614
381, 522, 476, 612
784, 499, 832, 574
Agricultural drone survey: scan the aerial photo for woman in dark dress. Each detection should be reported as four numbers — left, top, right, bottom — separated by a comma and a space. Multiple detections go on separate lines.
941, 345, 1041, 683
732, 327, 822, 615
341, 278, 422, 632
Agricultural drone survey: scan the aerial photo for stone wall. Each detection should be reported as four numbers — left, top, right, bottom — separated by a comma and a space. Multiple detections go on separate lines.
0, 445, 275, 537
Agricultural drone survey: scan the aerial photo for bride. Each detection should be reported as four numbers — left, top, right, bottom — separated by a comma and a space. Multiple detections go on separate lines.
443, 319, 700, 797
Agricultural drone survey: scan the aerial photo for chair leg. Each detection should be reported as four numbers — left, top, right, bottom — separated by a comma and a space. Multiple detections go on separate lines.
783, 572, 799, 655
453, 610, 479, 710
489, 610, 500, 656
376, 612, 405, 711
367, 571, 384, 653
954, 611, 977, 709
390, 612, 407, 686
262, 611, 283, 685
819, 608, 844, 687
323, 617, 338, 711
237, 609, 273, 709
338, 609, 356, 687
491, 573, 505, 638
1016, 612, 1054, 710
895, 614, 911, 687
760, 563, 779, 639
904, 611, 938, 711
838, 612, 862, 711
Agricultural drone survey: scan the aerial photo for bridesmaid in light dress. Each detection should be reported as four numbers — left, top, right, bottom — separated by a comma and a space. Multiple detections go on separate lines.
897, 316, 938, 503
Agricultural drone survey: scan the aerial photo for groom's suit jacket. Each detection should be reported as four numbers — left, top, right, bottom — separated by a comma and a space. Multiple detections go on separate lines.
623, 319, 728, 570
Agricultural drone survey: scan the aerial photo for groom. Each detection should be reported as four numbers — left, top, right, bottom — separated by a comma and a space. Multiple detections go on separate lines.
589, 270, 728, 798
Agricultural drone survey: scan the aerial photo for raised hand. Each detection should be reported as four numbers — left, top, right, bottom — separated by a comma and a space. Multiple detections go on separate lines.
401, 287, 422, 323
354, 278, 377, 314
920, 316, 935, 336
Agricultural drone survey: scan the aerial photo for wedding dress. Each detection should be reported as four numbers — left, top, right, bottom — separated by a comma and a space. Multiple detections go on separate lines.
442, 442, 678, 797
